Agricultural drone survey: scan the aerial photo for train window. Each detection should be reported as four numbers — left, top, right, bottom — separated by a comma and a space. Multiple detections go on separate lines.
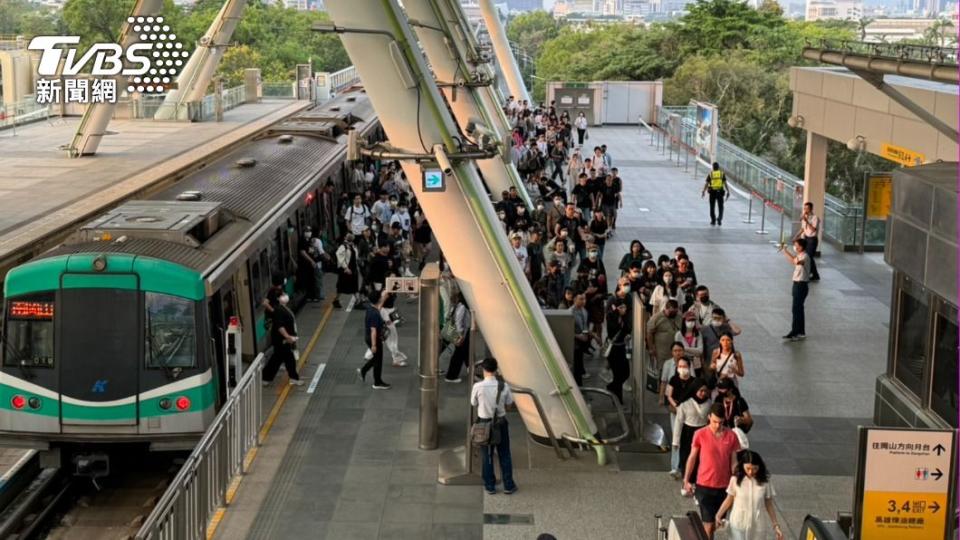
145, 293, 197, 369
3, 294, 55, 368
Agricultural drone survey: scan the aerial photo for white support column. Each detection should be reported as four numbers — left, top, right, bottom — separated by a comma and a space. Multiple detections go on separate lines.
803, 130, 827, 242
478, 0, 531, 104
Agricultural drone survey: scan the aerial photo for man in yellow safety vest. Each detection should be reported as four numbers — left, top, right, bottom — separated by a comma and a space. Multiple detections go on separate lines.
701, 162, 730, 226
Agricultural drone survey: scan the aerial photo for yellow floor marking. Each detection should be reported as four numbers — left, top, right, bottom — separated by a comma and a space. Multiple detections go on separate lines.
205, 302, 334, 540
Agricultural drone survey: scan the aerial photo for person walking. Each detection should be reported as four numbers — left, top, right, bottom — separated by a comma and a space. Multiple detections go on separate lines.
683, 403, 742, 539
797, 202, 821, 281
715, 450, 784, 540
443, 292, 472, 383
701, 162, 730, 226
605, 298, 630, 404
379, 291, 408, 367
262, 291, 304, 386
780, 238, 811, 341
572, 292, 592, 386
574, 112, 588, 147
358, 289, 391, 389
334, 234, 361, 311
471, 358, 518, 495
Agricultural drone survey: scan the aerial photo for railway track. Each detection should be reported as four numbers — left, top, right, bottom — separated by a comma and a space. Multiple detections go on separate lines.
0, 451, 180, 540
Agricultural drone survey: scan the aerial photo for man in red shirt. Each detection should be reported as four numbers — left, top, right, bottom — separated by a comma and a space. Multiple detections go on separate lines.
683, 402, 741, 538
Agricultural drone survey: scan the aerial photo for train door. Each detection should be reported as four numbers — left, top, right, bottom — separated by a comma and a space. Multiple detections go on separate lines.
58, 275, 140, 431
235, 264, 256, 360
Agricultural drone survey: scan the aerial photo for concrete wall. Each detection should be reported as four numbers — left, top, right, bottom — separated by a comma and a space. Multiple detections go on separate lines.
789, 67, 957, 164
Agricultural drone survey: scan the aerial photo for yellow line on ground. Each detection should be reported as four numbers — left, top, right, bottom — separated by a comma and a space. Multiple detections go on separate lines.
205, 302, 334, 540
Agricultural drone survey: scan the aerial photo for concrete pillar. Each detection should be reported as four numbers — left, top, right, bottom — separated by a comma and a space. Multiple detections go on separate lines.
803, 131, 827, 244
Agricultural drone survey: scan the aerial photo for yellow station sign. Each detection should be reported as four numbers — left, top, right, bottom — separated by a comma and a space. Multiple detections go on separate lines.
881, 143, 925, 167
857, 429, 955, 540
866, 174, 893, 220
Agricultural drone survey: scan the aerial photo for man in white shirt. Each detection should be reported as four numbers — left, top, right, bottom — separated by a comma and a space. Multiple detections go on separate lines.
510, 233, 529, 273
470, 358, 518, 495
389, 201, 412, 236
344, 194, 371, 236
798, 202, 821, 281
371, 192, 393, 224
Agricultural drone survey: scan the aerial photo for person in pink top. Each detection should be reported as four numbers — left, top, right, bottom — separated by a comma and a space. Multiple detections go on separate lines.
683, 402, 741, 539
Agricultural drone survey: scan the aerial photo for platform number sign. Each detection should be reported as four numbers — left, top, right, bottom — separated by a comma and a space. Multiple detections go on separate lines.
854, 427, 956, 540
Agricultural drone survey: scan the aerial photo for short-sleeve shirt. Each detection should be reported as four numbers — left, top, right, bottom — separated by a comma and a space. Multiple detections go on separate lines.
470, 377, 515, 419
691, 427, 741, 489
793, 252, 811, 282
364, 305, 385, 346
271, 304, 297, 348
572, 185, 592, 209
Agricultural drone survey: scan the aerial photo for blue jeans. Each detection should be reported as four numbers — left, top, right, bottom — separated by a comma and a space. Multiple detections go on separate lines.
482, 419, 516, 492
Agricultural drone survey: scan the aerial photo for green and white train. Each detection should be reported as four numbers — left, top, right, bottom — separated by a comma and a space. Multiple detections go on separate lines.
0, 90, 379, 469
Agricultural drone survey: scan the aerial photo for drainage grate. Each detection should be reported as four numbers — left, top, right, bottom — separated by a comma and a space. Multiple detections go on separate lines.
484, 513, 535, 525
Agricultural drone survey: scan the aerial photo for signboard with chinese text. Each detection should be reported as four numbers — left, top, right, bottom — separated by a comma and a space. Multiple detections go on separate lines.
866, 174, 893, 220
854, 427, 956, 540
881, 143, 925, 167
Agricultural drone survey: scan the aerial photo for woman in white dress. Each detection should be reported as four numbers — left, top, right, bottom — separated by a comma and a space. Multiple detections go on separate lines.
716, 450, 784, 540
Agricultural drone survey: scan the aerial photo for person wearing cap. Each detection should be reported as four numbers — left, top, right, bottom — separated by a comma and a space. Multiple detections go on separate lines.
471, 358, 518, 495
510, 232, 529, 275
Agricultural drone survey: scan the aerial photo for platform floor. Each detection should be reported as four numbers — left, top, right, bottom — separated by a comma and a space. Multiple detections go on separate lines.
214, 125, 892, 540
0, 99, 308, 263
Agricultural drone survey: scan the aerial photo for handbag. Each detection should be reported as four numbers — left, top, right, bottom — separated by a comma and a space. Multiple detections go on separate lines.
440, 314, 461, 344
708, 353, 733, 389
471, 379, 504, 446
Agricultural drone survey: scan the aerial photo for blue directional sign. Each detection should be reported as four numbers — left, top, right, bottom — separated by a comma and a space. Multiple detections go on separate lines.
423, 168, 445, 192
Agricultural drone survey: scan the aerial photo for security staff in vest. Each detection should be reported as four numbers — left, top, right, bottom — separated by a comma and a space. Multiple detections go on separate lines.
701, 162, 730, 226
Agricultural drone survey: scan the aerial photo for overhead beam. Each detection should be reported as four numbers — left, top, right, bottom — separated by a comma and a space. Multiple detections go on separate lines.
850, 69, 958, 142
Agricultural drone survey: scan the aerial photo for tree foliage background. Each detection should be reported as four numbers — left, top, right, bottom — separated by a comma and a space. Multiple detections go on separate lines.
511, 0, 899, 200
2, 0, 348, 86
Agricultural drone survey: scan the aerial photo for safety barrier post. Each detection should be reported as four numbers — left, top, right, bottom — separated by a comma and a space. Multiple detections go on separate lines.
668, 135, 673, 161
684, 148, 689, 172
742, 192, 755, 224
755, 199, 769, 235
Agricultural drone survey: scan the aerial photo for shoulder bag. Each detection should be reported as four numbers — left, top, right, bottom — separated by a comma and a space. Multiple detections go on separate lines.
471, 379, 504, 446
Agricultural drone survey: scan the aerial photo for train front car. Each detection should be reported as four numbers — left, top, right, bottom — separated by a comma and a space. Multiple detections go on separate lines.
1, 253, 215, 471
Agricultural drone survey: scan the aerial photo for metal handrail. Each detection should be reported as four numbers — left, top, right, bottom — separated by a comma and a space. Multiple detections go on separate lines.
560, 387, 630, 446
135, 353, 264, 540
508, 384, 573, 460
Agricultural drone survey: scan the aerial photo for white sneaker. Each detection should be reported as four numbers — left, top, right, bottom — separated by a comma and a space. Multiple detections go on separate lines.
669, 470, 681, 480
623, 383, 633, 392
582, 372, 592, 380
262, 381, 271, 387
599, 369, 613, 383
392, 360, 408, 367
289, 379, 304, 386
444, 377, 462, 384
345, 296, 356, 312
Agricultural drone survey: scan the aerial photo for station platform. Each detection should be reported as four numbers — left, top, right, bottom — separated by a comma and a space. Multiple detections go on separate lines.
212, 125, 892, 540
0, 99, 309, 272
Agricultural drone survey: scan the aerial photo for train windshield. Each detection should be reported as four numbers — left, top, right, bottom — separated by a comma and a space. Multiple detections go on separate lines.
145, 293, 197, 369
3, 294, 55, 368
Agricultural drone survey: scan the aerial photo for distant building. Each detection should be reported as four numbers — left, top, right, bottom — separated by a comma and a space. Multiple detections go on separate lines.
863, 17, 948, 42
507, 0, 544, 10
805, 0, 863, 20
285, 0, 324, 9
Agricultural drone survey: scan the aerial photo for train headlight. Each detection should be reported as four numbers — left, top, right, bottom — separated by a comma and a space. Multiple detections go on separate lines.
175, 396, 191, 411
11, 395, 26, 410
27, 397, 41, 410
92, 255, 108, 272
159, 398, 172, 410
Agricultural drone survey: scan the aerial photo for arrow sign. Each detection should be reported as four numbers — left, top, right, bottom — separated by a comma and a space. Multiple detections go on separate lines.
933, 443, 946, 456
931, 468, 943, 481
930, 501, 940, 514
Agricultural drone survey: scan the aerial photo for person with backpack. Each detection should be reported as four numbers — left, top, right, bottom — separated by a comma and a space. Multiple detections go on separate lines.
470, 358, 518, 495
344, 194, 371, 236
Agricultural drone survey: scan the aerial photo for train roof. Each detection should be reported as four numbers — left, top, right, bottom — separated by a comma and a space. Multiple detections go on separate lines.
36, 90, 376, 277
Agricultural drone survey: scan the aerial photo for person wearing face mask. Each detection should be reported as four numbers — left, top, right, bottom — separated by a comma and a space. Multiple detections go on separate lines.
638, 260, 660, 314
513, 204, 530, 232
571, 174, 593, 216
646, 300, 682, 374
389, 201, 412, 237
510, 233, 529, 275
659, 341, 685, 409
666, 356, 696, 479
675, 311, 704, 375
371, 192, 392, 227
673, 380, 712, 494
575, 243, 607, 294
262, 291, 303, 387
604, 298, 631, 403
651, 269, 686, 316
334, 233, 361, 311
701, 307, 742, 370
411, 212, 433, 273
689, 285, 719, 325
715, 379, 753, 431
546, 196, 565, 239
379, 290, 408, 368
546, 236, 572, 286
360, 289, 391, 390
588, 209, 609, 258
530, 200, 548, 231
566, 149, 583, 196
